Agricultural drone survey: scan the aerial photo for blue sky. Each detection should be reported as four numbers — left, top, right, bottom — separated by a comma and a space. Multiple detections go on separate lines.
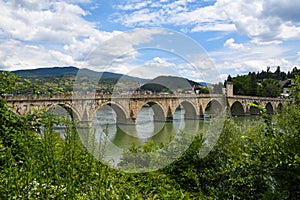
1, 0, 300, 82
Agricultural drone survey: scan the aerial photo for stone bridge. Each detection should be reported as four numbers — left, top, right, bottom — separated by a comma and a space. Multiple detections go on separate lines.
4, 92, 285, 124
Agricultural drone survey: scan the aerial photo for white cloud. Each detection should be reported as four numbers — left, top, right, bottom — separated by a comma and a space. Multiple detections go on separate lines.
0, 39, 79, 70
224, 38, 244, 50
192, 23, 236, 32
113, 0, 234, 32
217, 0, 300, 43
0, 1, 91, 42
113, 0, 300, 43
115, 1, 150, 11
127, 57, 178, 79
0, 0, 121, 70
86, 28, 168, 71
211, 43, 293, 76
263, 0, 300, 23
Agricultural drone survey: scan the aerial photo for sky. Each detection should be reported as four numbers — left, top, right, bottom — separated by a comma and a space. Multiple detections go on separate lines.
1, 0, 300, 82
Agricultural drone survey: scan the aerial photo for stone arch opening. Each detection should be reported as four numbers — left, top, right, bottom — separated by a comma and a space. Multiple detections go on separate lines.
277, 103, 283, 112
175, 101, 197, 120
135, 102, 166, 138
265, 102, 274, 114
137, 102, 165, 122
45, 104, 79, 138
46, 103, 79, 121
205, 99, 223, 117
230, 101, 244, 116
249, 102, 260, 115
97, 103, 128, 124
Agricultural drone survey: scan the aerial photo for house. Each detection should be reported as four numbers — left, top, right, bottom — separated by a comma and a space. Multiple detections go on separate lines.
279, 79, 292, 98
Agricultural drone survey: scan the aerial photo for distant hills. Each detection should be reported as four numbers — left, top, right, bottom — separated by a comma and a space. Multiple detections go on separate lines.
140, 76, 204, 92
11, 66, 148, 83
6, 66, 207, 93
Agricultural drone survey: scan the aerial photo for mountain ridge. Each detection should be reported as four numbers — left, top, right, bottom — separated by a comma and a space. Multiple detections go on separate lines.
10, 66, 148, 83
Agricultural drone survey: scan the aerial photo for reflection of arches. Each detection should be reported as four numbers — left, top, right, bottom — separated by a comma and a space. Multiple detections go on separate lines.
137, 102, 165, 122
205, 100, 222, 116
176, 101, 197, 119
249, 102, 260, 115
230, 101, 244, 116
94, 103, 128, 124
265, 102, 274, 114
46, 104, 79, 121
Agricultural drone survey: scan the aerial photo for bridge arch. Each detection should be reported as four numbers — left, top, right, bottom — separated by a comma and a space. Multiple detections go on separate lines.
230, 101, 245, 116
277, 103, 283, 112
205, 99, 223, 116
249, 102, 260, 115
93, 102, 128, 124
136, 101, 166, 122
265, 102, 274, 114
176, 100, 197, 119
46, 103, 80, 121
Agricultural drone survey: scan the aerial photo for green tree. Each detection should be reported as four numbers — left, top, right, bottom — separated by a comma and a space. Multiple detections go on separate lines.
290, 75, 300, 103
231, 75, 258, 96
258, 78, 282, 97
0, 71, 26, 97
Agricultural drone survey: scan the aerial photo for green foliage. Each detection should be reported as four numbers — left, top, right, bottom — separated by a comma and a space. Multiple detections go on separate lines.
231, 73, 258, 96
227, 66, 300, 97
0, 71, 31, 97
258, 78, 282, 97
290, 75, 300, 103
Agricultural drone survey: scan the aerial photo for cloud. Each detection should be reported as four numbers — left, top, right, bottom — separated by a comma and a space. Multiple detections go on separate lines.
0, 39, 79, 70
211, 43, 292, 76
113, 0, 234, 32
0, 0, 121, 70
86, 28, 168, 70
125, 57, 178, 79
217, 0, 300, 43
224, 38, 244, 50
263, 0, 300, 22
115, 1, 150, 11
113, 0, 300, 43
0, 1, 93, 42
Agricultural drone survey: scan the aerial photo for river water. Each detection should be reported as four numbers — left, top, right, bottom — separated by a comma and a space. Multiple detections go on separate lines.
47, 104, 265, 171
49, 105, 206, 167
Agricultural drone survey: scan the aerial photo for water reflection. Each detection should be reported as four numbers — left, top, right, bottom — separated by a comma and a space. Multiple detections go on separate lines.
85, 106, 203, 166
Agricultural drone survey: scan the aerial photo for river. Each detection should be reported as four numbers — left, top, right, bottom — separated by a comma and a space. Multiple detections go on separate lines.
49, 105, 206, 167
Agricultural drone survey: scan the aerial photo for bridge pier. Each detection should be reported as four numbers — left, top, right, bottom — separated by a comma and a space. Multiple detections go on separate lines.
165, 116, 173, 122
198, 114, 204, 120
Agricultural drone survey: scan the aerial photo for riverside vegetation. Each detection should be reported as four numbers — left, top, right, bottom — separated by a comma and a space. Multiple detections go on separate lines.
0, 71, 300, 199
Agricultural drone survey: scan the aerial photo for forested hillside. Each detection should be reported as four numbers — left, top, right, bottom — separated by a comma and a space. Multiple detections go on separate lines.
225, 66, 300, 97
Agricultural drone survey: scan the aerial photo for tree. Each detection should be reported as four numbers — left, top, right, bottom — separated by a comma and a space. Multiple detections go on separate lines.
0, 71, 24, 97
290, 75, 300, 104
231, 75, 258, 96
258, 78, 282, 97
